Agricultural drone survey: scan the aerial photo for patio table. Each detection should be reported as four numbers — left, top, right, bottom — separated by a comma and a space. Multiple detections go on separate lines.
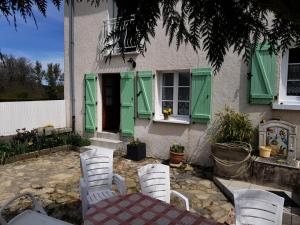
84, 193, 224, 225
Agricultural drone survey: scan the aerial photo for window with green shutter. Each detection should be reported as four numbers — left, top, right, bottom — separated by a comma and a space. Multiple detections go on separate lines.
137, 71, 152, 119
85, 74, 97, 132
249, 43, 276, 104
191, 68, 212, 123
120, 71, 135, 136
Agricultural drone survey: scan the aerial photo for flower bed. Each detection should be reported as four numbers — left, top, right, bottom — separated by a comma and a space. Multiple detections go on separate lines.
4, 145, 75, 164
0, 128, 90, 165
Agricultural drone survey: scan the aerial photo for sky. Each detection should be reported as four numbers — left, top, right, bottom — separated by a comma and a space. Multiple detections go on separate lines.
0, 3, 64, 70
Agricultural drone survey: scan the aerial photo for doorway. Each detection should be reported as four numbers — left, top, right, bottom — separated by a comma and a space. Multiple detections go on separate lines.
102, 74, 120, 132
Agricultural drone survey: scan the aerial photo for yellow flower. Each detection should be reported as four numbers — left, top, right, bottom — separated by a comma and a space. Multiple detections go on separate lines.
28, 140, 33, 146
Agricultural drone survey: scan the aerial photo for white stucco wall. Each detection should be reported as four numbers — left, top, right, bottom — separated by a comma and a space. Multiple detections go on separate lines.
64, 2, 300, 165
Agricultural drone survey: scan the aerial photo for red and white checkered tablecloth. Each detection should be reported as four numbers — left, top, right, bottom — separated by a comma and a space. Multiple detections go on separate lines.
84, 193, 224, 225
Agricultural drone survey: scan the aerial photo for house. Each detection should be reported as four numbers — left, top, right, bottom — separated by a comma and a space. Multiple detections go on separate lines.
64, 1, 300, 165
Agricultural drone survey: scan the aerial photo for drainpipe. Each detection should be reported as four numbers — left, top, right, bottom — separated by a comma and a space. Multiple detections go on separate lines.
69, 0, 75, 131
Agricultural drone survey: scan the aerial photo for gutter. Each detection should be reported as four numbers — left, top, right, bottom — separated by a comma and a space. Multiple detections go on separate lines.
69, 0, 75, 131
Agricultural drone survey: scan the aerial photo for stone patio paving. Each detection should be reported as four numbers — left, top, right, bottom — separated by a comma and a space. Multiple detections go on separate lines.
0, 150, 232, 224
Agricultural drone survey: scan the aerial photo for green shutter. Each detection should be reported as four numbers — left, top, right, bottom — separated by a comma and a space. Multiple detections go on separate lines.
85, 74, 97, 132
249, 43, 276, 104
191, 68, 212, 123
137, 71, 152, 119
120, 71, 135, 136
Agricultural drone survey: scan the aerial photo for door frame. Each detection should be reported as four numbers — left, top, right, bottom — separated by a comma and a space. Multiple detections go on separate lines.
96, 74, 102, 132
100, 73, 121, 133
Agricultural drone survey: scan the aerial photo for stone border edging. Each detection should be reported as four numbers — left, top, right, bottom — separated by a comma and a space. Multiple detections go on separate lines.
3, 145, 79, 165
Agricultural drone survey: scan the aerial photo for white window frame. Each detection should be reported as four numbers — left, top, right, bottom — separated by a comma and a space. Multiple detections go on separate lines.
278, 49, 300, 104
155, 70, 191, 123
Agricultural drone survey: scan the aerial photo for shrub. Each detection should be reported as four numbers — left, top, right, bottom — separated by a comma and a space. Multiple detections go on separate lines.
10, 140, 29, 155
213, 107, 253, 143
0, 141, 11, 164
66, 133, 91, 147
128, 138, 143, 146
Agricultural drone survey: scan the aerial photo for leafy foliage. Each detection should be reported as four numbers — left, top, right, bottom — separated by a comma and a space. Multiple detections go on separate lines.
0, 0, 61, 28
0, 54, 63, 101
33, 61, 44, 85
213, 107, 254, 143
170, 143, 185, 153
101, 0, 300, 71
128, 138, 144, 146
66, 133, 91, 147
0, 129, 90, 164
1, 1, 300, 71
44, 63, 64, 99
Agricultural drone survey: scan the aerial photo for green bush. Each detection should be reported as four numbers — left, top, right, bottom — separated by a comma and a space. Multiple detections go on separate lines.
213, 107, 254, 144
66, 133, 91, 147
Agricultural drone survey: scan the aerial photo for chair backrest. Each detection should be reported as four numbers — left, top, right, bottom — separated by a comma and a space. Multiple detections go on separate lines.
80, 148, 114, 192
138, 164, 171, 203
234, 189, 284, 225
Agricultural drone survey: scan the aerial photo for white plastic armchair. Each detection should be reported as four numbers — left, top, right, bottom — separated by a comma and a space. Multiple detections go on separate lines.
0, 193, 73, 225
80, 148, 126, 215
138, 164, 189, 211
233, 189, 284, 225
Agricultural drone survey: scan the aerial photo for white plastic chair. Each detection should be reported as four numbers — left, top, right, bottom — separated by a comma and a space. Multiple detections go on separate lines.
0, 193, 73, 225
233, 189, 284, 225
80, 148, 126, 215
138, 164, 189, 211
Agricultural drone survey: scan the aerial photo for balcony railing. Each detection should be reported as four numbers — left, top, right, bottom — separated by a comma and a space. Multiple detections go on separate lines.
103, 15, 136, 54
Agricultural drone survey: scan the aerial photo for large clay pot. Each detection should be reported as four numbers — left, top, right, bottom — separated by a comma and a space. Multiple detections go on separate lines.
211, 142, 252, 179
170, 151, 184, 164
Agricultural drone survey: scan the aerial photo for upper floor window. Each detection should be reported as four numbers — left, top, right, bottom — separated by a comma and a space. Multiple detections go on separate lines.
279, 48, 300, 103
108, 0, 118, 19
104, 0, 137, 54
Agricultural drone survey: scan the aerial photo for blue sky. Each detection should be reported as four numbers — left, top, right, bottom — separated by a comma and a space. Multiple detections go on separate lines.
0, 3, 64, 70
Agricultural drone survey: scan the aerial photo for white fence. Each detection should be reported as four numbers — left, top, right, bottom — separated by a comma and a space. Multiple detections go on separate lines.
0, 100, 67, 136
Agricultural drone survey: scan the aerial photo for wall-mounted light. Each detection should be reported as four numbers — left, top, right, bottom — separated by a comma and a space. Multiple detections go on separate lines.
127, 58, 136, 69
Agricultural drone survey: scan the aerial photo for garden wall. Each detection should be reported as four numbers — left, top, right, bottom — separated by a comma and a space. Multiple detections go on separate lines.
0, 100, 67, 136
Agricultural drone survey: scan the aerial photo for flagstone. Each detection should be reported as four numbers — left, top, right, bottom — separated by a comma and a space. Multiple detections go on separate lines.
0, 150, 231, 224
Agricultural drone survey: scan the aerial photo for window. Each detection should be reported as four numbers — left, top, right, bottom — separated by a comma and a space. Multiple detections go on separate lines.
160, 72, 190, 117
108, 0, 118, 19
286, 48, 300, 96
279, 48, 300, 104
105, 0, 137, 54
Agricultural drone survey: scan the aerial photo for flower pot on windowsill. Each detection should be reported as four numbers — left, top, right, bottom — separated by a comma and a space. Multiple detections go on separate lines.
127, 142, 146, 161
163, 114, 169, 120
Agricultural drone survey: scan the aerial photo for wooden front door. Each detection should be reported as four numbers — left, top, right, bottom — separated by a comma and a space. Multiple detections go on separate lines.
102, 74, 120, 132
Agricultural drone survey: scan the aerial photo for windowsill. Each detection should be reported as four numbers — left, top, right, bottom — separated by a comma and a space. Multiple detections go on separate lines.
153, 116, 190, 125
272, 102, 300, 110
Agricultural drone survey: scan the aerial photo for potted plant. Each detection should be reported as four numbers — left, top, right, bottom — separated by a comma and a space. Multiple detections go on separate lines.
211, 107, 254, 179
126, 138, 146, 161
170, 143, 185, 164
163, 108, 172, 120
